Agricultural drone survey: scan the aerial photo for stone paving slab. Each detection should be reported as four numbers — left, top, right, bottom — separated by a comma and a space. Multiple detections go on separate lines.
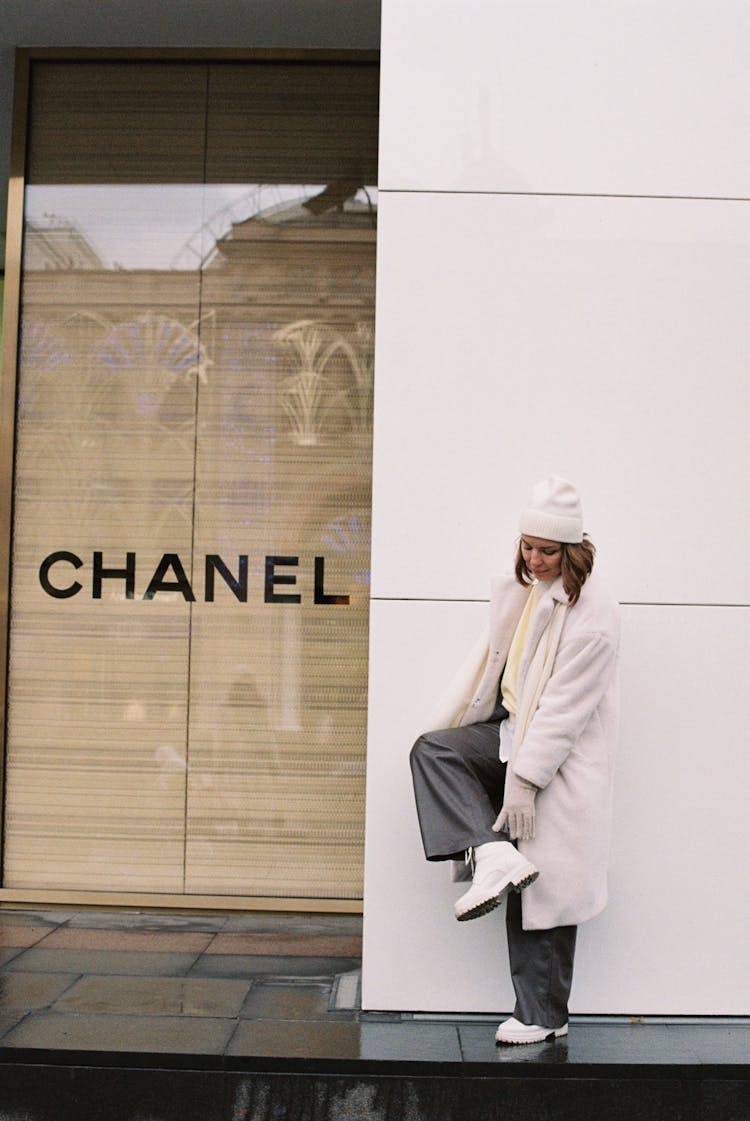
188, 953, 360, 980
226, 1018, 368, 1060
457, 1021, 750, 1069
0, 971, 80, 1010
239, 980, 341, 1021
0, 1010, 237, 1054
220, 913, 362, 935
0, 1013, 26, 1042
0, 948, 29, 967
0, 911, 75, 927
41, 929, 215, 953
225, 1018, 466, 1063
65, 912, 231, 932
0, 926, 57, 948
54, 975, 252, 1017
205, 933, 362, 957
3, 948, 202, 977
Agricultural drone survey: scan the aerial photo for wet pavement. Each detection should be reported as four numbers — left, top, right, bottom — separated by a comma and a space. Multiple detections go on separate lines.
0, 905, 748, 1074
0, 907, 748, 1120
0, 907, 364, 1057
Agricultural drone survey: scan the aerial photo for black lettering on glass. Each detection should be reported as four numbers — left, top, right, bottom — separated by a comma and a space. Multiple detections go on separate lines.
93, 551, 136, 600
39, 551, 83, 599
264, 555, 301, 604
313, 555, 350, 605
205, 555, 248, 602
142, 553, 196, 601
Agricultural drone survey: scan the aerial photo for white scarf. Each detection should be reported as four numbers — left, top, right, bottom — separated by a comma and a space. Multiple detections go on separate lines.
510, 598, 568, 769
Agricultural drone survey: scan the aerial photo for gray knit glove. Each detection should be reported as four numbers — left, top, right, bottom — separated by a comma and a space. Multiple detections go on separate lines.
493, 772, 539, 842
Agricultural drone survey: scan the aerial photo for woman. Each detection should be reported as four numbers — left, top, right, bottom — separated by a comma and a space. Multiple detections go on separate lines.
410, 476, 620, 1045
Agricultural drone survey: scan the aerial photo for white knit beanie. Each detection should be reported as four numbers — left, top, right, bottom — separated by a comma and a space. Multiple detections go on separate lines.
519, 475, 584, 544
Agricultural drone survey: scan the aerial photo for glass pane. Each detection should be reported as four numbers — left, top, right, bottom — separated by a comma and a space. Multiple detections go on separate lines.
185, 184, 376, 899
6, 182, 207, 891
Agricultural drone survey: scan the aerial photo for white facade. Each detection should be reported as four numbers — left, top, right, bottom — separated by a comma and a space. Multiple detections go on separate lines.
363, 0, 750, 1014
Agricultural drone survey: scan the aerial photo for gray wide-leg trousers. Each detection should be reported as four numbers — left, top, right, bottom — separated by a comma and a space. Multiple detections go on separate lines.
410, 723, 577, 1029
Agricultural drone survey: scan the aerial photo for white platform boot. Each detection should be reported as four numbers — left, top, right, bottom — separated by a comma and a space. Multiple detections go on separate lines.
495, 1017, 568, 1045
454, 841, 538, 922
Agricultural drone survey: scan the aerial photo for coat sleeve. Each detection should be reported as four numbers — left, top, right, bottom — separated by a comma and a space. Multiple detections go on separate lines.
512, 628, 618, 789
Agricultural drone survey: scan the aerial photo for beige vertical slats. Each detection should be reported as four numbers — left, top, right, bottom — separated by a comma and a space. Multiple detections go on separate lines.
186, 214, 375, 899
6, 266, 204, 891
5, 57, 377, 903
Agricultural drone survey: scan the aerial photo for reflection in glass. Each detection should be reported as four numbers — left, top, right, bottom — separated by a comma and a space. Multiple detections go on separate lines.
8, 173, 376, 899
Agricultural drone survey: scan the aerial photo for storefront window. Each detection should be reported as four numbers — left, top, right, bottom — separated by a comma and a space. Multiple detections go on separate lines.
3, 59, 377, 904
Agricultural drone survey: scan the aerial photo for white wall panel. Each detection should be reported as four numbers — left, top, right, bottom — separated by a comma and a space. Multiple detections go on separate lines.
362, 599, 750, 1014
370, 191, 750, 604
379, 0, 750, 197
366, 0, 748, 1020
362, 597, 516, 1013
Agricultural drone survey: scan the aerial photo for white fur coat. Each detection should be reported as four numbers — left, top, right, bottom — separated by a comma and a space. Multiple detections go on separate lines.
431, 572, 620, 930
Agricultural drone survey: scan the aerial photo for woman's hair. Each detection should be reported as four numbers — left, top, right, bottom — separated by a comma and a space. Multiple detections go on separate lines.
514, 536, 596, 606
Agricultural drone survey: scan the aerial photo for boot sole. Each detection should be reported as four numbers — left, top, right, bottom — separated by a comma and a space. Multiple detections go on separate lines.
495, 1024, 568, 1046
455, 866, 539, 922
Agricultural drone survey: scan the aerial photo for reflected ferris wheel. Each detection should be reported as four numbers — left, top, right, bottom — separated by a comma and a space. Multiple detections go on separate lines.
169, 186, 294, 269
168, 185, 319, 271
169, 183, 377, 271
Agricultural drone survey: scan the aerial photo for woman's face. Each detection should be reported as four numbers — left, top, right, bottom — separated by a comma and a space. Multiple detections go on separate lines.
520, 536, 563, 582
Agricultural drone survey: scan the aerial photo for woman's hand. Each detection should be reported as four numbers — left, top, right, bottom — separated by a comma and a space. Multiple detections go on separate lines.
493, 773, 539, 842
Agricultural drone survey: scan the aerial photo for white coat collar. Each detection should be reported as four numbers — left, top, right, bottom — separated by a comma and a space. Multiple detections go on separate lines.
534, 574, 568, 605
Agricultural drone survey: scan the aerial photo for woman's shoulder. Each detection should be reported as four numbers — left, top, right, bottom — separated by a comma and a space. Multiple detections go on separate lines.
490, 572, 520, 595
569, 571, 620, 637
487, 574, 532, 632
489, 573, 530, 609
